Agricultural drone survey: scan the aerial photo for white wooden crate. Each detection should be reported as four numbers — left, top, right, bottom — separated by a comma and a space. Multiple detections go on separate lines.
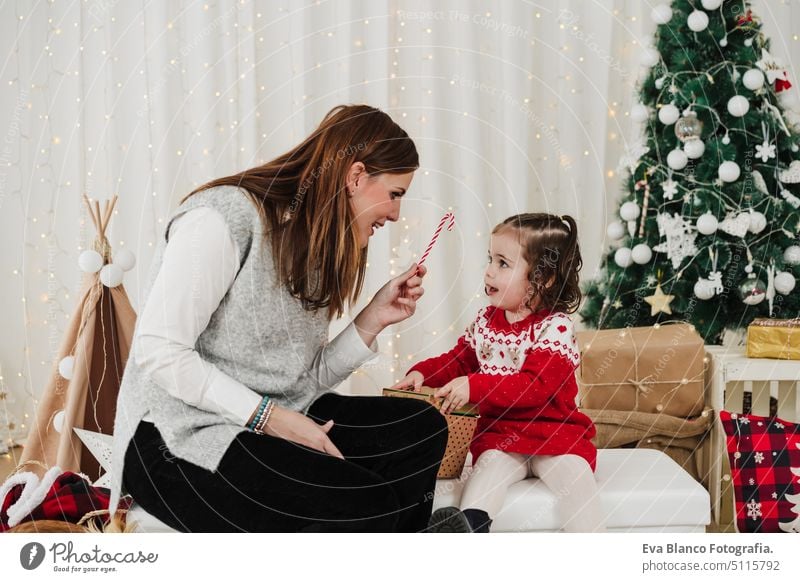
704, 345, 800, 524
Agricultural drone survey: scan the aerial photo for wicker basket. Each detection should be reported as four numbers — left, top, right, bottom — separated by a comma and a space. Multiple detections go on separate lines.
382, 387, 478, 479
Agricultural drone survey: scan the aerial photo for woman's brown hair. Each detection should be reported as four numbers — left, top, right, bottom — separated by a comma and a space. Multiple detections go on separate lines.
184, 105, 419, 320
493, 213, 583, 314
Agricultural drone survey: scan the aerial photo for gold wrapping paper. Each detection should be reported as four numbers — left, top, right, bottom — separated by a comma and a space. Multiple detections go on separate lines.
576, 323, 706, 417
382, 387, 477, 479
746, 318, 800, 360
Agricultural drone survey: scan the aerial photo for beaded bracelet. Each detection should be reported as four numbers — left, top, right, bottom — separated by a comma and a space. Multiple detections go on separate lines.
248, 395, 270, 431
253, 399, 275, 435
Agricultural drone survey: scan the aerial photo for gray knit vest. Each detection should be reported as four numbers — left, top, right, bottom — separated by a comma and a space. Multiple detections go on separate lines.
110, 185, 329, 513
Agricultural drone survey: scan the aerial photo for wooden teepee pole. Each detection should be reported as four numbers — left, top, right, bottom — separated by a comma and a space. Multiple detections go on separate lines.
82, 194, 100, 235
82, 194, 116, 261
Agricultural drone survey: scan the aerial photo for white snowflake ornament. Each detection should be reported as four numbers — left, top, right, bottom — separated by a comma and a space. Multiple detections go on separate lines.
652, 213, 698, 270
755, 141, 776, 162
662, 179, 678, 199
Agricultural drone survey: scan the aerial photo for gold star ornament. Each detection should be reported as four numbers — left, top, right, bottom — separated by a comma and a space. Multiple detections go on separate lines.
644, 283, 675, 316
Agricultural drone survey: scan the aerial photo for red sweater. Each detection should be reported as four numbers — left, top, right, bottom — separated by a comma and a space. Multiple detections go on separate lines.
407, 306, 597, 470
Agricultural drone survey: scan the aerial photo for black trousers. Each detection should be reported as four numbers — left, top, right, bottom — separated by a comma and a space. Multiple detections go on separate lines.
122, 393, 449, 532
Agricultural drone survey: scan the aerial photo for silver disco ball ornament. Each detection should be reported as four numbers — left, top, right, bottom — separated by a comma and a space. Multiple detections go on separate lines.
738, 278, 766, 306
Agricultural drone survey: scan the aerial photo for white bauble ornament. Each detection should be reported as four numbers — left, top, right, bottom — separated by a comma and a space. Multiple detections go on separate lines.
667, 148, 689, 170
631, 244, 653, 264
655, 77, 665, 89
630, 103, 649, 123
727, 95, 750, 117
774, 271, 796, 295
721, 134, 731, 145
701, 0, 723, 9
658, 103, 680, 125
719, 37, 728, 47
78, 250, 104, 274
684, 139, 705, 159
99, 264, 124, 288
619, 201, 641, 221
53, 410, 65, 434
606, 221, 626, 240
718, 161, 741, 182
694, 279, 716, 300
747, 211, 767, 234
744, 37, 753, 47
687, 10, 709, 32
696, 213, 719, 235
614, 247, 633, 268
114, 248, 136, 271
784, 245, 800, 265
58, 356, 75, 380
640, 48, 660, 67
742, 68, 765, 91
651, 5, 673, 24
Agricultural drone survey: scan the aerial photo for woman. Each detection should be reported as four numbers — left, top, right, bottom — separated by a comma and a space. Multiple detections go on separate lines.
109, 105, 448, 532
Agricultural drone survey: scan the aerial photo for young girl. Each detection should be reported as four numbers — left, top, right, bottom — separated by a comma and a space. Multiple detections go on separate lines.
390, 213, 606, 533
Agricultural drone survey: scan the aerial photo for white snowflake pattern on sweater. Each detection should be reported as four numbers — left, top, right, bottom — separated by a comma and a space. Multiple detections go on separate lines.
465, 307, 580, 376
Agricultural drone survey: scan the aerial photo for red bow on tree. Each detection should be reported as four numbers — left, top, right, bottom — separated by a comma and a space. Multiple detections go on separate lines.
775, 76, 793, 93
737, 10, 753, 26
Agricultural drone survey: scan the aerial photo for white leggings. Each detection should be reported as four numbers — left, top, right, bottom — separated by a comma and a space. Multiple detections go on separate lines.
459, 449, 607, 532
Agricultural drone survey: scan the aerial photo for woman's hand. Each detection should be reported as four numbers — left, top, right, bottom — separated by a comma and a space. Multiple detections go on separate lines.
435, 377, 471, 415
263, 405, 345, 459
353, 262, 427, 348
388, 370, 424, 392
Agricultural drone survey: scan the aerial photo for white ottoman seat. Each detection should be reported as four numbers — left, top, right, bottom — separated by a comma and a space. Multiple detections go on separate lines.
127, 448, 709, 533
434, 448, 709, 532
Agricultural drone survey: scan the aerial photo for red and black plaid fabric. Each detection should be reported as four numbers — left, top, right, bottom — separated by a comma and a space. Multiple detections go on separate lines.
719, 410, 800, 533
1, 472, 130, 532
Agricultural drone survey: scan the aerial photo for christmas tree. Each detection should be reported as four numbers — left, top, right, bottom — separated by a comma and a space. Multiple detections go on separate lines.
581, 0, 800, 343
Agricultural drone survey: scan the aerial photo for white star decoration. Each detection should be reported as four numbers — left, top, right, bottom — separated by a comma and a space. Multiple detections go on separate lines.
754, 452, 764, 464
755, 141, 776, 162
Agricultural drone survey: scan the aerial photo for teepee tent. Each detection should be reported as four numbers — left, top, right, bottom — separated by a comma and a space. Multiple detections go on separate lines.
18, 195, 136, 482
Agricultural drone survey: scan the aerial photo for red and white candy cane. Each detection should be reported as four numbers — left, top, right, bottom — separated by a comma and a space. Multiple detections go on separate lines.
417, 212, 455, 272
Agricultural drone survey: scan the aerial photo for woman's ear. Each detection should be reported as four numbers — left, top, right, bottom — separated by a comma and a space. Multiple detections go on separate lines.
346, 162, 366, 195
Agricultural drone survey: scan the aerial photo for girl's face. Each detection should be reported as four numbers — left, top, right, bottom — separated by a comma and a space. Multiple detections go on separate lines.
485, 229, 534, 314
348, 167, 415, 249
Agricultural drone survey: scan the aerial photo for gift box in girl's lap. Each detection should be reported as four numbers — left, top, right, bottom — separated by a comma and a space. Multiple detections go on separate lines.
575, 323, 706, 417
382, 387, 477, 479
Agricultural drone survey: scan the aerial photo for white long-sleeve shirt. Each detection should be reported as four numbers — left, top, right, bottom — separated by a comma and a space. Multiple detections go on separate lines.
134, 206, 378, 426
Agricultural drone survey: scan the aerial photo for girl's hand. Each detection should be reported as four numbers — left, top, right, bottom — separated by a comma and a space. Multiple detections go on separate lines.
435, 377, 471, 415
365, 262, 427, 327
388, 370, 424, 392
263, 405, 345, 459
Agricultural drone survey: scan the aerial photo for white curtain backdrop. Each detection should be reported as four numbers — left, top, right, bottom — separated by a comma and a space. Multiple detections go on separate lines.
1, 0, 798, 430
